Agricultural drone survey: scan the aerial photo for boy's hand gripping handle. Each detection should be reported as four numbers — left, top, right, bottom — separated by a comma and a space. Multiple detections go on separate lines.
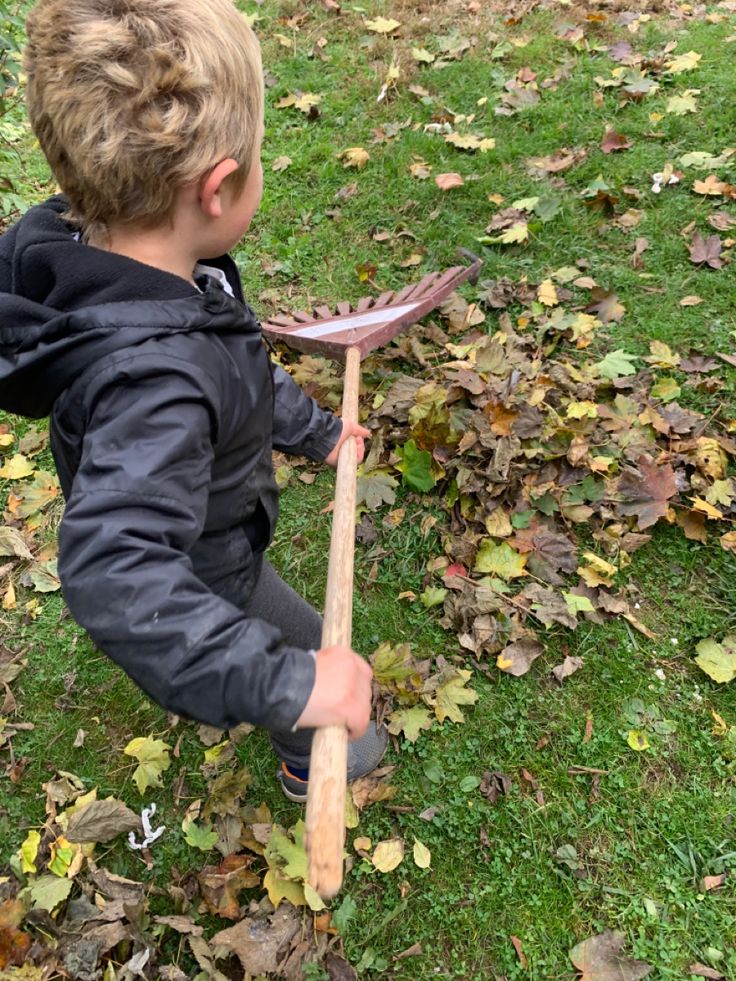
304, 345, 361, 899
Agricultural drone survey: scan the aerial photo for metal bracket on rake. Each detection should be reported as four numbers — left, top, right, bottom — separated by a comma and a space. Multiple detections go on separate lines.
261, 258, 482, 362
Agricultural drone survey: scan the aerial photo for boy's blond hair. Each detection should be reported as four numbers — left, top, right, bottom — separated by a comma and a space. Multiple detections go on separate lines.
24, 0, 263, 237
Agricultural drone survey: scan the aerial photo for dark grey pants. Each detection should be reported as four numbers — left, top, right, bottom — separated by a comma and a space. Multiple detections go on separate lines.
241, 559, 321, 769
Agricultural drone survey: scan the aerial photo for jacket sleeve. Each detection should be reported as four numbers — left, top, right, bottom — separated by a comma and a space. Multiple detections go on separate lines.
58, 355, 316, 732
271, 363, 342, 461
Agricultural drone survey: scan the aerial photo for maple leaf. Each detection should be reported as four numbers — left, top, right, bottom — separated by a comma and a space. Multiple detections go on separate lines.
387, 705, 434, 743
444, 132, 495, 153
123, 735, 172, 795
666, 50, 701, 73
412, 47, 435, 64
569, 930, 651, 981
364, 16, 401, 35
425, 668, 478, 723
356, 469, 398, 510
666, 90, 698, 115
596, 349, 638, 379
275, 92, 322, 115
689, 232, 723, 268
0, 453, 33, 480
617, 458, 677, 530
600, 129, 632, 154
475, 541, 527, 579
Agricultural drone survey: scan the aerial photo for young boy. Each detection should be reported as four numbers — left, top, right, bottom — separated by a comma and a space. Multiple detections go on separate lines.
0, 0, 387, 801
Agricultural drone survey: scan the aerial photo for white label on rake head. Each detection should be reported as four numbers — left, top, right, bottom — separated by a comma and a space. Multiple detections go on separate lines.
291, 301, 423, 340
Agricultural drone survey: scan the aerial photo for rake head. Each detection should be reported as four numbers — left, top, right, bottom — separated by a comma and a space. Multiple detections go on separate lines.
261, 258, 482, 361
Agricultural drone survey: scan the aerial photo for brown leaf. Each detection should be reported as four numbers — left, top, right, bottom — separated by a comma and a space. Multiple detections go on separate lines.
701, 872, 727, 891
708, 210, 736, 231
689, 232, 723, 268
510, 935, 528, 969
198, 853, 261, 919
601, 129, 633, 154
435, 172, 465, 190
688, 966, 725, 980
66, 798, 142, 843
526, 147, 586, 176
154, 914, 204, 936
211, 905, 301, 975
479, 770, 512, 803
570, 930, 652, 980
351, 769, 398, 809
0, 899, 32, 969
496, 638, 544, 677
552, 655, 584, 683
586, 288, 625, 323
676, 509, 707, 542
617, 458, 677, 529
325, 951, 360, 978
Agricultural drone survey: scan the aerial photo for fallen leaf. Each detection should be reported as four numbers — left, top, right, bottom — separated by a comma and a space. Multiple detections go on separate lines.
695, 636, 736, 683
372, 838, 404, 872
66, 798, 141, 843
412, 838, 431, 869
552, 655, 583, 683
338, 147, 370, 169
211, 906, 301, 975
627, 729, 650, 751
123, 736, 172, 795
570, 930, 651, 979
496, 639, 544, 677
364, 16, 401, 35
618, 459, 677, 530
435, 172, 465, 190
198, 853, 261, 918
271, 155, 292, 172
0, 454, 34, 480
689, 233, 723, 268
666, 50, 702, 73
601, 129, 632, 153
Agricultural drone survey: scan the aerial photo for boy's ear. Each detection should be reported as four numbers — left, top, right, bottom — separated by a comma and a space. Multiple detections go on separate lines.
199, 159, 240, 218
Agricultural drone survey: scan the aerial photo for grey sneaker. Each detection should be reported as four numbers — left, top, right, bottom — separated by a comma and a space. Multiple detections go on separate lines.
277, 722, 389, 803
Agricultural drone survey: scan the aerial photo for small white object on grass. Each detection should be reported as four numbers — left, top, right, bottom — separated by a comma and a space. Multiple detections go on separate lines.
128, 803, 166, 850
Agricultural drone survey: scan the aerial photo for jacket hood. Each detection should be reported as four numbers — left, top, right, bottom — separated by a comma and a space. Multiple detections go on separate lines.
0, 196, 253, 417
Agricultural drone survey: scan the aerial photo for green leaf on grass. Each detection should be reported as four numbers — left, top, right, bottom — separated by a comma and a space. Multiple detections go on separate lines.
29, 874, 73, 912
395, 439, 436, 492
474, 541, 528, 579
596, 349, 638, 380
183, 818, 218, 851
387, 705, 433, 743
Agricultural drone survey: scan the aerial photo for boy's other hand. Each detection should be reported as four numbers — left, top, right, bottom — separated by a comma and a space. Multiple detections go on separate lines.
294, 645, 372, 740
325, 421, 370, 469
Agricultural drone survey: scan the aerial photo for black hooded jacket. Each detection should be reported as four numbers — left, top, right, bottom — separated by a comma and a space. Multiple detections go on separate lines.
0, 197, 342, 732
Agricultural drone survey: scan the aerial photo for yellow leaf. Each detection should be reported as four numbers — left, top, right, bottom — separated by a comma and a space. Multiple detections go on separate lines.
475, 541, 527, 579
537, 279, 559, 306
666, 50, 701, 73
691, 497, 723, 520
720, 531, 736, 553
577, 552, 617, 587
695, 437, 727, 480
344, 793, 359, 829
272, 155, 292, 172
2, 581, 16, 610
123, 736, 171, 795
274, 33, 292, 49
276, 92, 322, 113
354, 836, 372, 852
19, 829, 41, 874
263, 867, 307, 907
412, 47, 435, 63
666, 90, 698, 115
566, 401, 598, 420
570, 313, 600, 340
372, 838, 404, 873
203, 739, 230, 764
484, 509, 513, 538
627, 729, 650, 751
339, 147, 370, 169
364, 17, 402, 34
588, 455, 614, 473
499, 222, 529, 244
242, 12, 259, 28
413, 838, 432, 869
0, 454, 34, 480
0, 433, 14, 447
429, 668, 479, 724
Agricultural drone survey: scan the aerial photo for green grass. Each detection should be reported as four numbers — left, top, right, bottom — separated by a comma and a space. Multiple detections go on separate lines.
2, 1, 736, 978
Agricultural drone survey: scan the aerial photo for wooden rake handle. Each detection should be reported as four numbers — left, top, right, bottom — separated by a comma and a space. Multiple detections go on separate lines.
304, 345, 361, 899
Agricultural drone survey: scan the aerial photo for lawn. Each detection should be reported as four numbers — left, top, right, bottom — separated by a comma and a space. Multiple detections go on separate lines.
1, 1, 736, 979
